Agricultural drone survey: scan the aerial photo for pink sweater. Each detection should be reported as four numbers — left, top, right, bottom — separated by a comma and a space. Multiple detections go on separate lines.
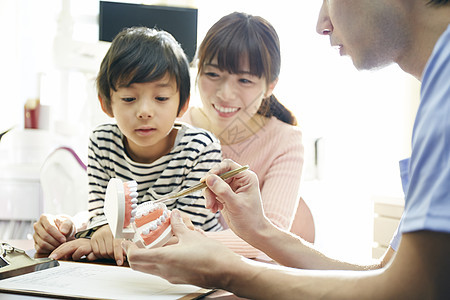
179, 109, 304, 257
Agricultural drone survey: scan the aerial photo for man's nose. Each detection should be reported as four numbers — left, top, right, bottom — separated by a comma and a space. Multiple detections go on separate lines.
316, 3, 333, 36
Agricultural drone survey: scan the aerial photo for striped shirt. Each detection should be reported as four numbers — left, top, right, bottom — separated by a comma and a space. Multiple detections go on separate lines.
85, 122, 222, 233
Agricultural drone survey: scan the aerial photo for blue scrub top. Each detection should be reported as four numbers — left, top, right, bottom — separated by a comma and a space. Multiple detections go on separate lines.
390, 25, 450, 251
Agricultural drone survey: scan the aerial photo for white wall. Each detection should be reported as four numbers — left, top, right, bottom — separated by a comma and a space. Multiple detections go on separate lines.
0, 0, 421, 263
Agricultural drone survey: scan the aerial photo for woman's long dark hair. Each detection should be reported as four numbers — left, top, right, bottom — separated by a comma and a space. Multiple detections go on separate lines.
196, 12, 297, 126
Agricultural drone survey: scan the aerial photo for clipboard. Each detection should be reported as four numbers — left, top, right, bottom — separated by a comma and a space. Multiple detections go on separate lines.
0, 242, 59, 280
0, 260, 214, 299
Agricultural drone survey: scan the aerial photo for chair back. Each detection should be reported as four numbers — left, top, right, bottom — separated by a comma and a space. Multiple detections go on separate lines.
290, 197, 315, 243
40, 147, 88, 215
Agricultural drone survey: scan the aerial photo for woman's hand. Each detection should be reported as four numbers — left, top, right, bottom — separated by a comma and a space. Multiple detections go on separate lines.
123, 209, 240, 288
33, 214, 76, 254
202, 159, 272, 243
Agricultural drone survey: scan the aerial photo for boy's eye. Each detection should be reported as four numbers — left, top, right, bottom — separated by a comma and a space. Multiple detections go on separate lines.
121, 97, 136, 102
155, 97, 169, 102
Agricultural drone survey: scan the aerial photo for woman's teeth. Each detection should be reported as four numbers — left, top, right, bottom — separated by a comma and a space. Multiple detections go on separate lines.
214, 104, 239, 113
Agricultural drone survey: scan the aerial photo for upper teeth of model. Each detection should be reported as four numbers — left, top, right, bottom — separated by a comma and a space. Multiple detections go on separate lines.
136, 202, 163, 218
126, 181, 138, 222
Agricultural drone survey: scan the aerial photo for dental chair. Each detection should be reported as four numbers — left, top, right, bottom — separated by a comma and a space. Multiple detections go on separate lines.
40, 147, 88, 217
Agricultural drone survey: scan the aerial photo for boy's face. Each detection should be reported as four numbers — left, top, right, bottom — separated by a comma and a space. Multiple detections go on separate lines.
102, 73, 188, 163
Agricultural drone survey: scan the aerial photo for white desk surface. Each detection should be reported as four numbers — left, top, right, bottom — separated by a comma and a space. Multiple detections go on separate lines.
1, 240, 243, 300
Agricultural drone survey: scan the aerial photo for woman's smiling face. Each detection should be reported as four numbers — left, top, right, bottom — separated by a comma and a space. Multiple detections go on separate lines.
198, 57, 272, 133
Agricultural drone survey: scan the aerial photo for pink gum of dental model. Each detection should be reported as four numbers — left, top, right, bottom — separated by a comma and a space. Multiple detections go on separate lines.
104, 178, 173, 249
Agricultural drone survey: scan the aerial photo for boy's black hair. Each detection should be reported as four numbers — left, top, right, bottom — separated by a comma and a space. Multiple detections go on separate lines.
97, 27, 190, 114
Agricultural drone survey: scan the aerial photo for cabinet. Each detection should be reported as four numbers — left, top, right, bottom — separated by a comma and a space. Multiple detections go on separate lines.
0, 164, 43, 240
0, 129, 57, 239
372, 196, 404, 259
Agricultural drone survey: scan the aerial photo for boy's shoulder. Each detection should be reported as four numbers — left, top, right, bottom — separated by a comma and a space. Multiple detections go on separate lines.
90, 123, 122, 142
92, 123, 120, 133
175, 121, 220, 146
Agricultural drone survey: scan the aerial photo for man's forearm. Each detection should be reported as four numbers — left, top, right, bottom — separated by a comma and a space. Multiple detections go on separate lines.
222, 231, 449, 299
224, 255, 384, 300
248, 222, 382, 270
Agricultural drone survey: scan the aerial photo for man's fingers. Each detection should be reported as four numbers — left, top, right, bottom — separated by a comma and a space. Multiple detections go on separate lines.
204, 174, 235, 201
167, 210, 192, 241
203, 188, 217, 209
207, 159, 241, 176
122, 240, 139, 259
114, 239, 125, 265
122, 241, 162, 276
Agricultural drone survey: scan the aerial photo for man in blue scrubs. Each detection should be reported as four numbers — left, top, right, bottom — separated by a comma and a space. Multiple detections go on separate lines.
123, 1, 450, 298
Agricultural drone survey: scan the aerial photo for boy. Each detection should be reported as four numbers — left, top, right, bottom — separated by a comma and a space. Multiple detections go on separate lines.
34, 27, 222, 265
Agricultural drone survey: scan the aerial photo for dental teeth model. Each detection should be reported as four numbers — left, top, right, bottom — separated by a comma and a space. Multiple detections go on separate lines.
104, 178, 173, 249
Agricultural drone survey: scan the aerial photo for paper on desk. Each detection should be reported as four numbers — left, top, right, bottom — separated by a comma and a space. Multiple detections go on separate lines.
0, 261, 208, 299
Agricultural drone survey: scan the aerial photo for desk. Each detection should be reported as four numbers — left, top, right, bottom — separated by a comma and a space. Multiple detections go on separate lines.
2, 240, 245, 300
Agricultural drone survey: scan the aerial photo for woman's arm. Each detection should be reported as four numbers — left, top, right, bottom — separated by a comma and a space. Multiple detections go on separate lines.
205, 229, 264, 258
259, 128, 304, 230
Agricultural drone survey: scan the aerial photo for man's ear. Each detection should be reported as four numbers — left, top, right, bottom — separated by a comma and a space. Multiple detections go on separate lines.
98, 95, 114, 118
177, 95, 190, 118
264, 78, 279, 98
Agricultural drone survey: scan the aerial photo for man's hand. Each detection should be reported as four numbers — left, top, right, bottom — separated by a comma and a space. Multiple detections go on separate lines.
124, 209, 240, 287
203, 159, 272, 244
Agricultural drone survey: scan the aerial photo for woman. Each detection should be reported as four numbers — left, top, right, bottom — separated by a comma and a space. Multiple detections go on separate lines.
180, 12, 305, 257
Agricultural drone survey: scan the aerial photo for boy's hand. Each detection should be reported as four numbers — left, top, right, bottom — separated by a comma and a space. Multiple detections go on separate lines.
33, 214, 75, 254
49, 238, 96, 261
91, 225, 125, 265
